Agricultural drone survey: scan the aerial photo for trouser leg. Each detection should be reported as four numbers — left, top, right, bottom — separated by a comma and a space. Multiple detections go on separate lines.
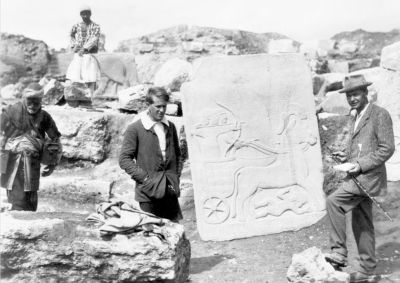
352, 198, 376, 274
326, 187, 365, 258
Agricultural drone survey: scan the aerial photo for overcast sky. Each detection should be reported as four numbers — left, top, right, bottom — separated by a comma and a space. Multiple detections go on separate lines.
1, 0, 400, 51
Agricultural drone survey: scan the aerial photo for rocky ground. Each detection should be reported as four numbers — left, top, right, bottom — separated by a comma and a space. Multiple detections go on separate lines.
184, 181, 400, 283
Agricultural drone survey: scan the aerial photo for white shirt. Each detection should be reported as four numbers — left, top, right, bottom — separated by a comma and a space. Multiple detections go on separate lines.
140, 111, 169, 160
354, 103, 370, 131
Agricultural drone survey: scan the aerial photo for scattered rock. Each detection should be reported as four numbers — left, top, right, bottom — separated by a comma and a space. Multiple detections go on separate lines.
287, 247, 349, 282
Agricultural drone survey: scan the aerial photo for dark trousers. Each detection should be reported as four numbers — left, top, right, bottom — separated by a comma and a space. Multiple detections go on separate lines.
326, 186, 375, 274
6, 167, 38, 211
140, 190, 182, 222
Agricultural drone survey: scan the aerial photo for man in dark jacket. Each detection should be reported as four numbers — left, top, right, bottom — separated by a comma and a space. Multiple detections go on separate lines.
119, 87, 182, 221
0, 83, 61, 211
325, 75, 395, 282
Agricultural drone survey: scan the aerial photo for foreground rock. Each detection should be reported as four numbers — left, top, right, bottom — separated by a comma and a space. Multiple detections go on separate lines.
0, 212, 190, 283
287, 247, 349, 282
181, 54, 325, 241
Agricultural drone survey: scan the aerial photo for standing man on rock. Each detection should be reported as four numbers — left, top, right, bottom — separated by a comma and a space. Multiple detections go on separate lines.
0, 83, 61, 211
119, 87, 183, 222
66, 5, 101, 106
325, 74, 395, 282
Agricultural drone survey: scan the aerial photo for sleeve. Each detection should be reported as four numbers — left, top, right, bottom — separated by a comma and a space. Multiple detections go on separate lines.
83, 23, 100, 51
171, 123, 183, 177
44, 113, 61, 141
70, 24, 78, 49
118, 124, 148, 183
357, 109, 395, 172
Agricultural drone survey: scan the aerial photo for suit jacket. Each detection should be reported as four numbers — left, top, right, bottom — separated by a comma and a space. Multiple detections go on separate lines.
119, 119, 181, 202
346, 103, 395, 196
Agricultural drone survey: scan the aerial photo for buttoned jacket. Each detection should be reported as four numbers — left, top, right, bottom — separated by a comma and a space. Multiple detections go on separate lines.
346, 103, 395, 196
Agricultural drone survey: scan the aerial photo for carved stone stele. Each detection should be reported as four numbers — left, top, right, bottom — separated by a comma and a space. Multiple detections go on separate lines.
181, 54, 326, 241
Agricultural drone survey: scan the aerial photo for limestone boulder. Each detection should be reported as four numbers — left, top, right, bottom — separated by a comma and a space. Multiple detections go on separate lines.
0, 212, 191, 283
118, 84, 149, 112
380, 41, 400, 71
287, 247, 349, 283
45, 106, 111, 163
0, 33, 50, 84
154, 58, 193, 91
0, 84, 23, 99
0, 61, 18, 86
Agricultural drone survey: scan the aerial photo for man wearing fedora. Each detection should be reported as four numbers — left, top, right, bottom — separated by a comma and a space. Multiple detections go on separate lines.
325, 74, 395, 282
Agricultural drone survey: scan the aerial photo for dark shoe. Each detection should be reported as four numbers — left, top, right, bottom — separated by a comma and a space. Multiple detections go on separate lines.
324, 253, 347, 269
349, 271, 376, 283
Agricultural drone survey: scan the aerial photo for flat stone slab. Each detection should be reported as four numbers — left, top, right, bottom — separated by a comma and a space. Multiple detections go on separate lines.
0, 212, 190, 283
181, 54, 326, 241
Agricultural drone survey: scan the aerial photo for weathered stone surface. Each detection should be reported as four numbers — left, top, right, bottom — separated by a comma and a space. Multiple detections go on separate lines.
314, 73, 345, 97
0, 212, 191, 283
0, 33, 50, 85
181, 54, 325, 241
154, 58, 192, 91
45, 106, 111, 163
118, 84, 149, 112
0, 61, 18, 86
380, 41, 400, 71
287, 247, 349, 283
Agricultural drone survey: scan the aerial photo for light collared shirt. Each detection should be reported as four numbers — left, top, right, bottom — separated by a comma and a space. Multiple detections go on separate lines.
140, 111, 169, 160
354, 103, 370, 131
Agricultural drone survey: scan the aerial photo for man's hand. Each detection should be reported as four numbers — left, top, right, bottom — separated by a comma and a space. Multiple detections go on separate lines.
78, 49, 84, 56
332, 151, 348, 163
73, 45, 81, 53
42, 165, 56, 177
348, 163, 361, 175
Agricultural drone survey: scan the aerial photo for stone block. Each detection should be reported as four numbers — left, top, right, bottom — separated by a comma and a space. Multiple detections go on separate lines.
319, 91, 350, 115
0, 212, 190, 282
268, 39, 298, 54
181, 54, 325, 241
381, 41, 400, 71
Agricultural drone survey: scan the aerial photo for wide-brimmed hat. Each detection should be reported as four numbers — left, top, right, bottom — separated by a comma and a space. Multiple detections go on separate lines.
338, 74, 372, 93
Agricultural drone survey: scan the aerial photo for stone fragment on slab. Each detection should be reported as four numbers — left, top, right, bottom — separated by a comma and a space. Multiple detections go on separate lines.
0, 84, 22, 99
0, 212, 190, 283
381, 41, 400, 71
45, 106, 110, 163
181, 54, 325, 241
154, 58, 192, 91
287, 247, 349, 283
